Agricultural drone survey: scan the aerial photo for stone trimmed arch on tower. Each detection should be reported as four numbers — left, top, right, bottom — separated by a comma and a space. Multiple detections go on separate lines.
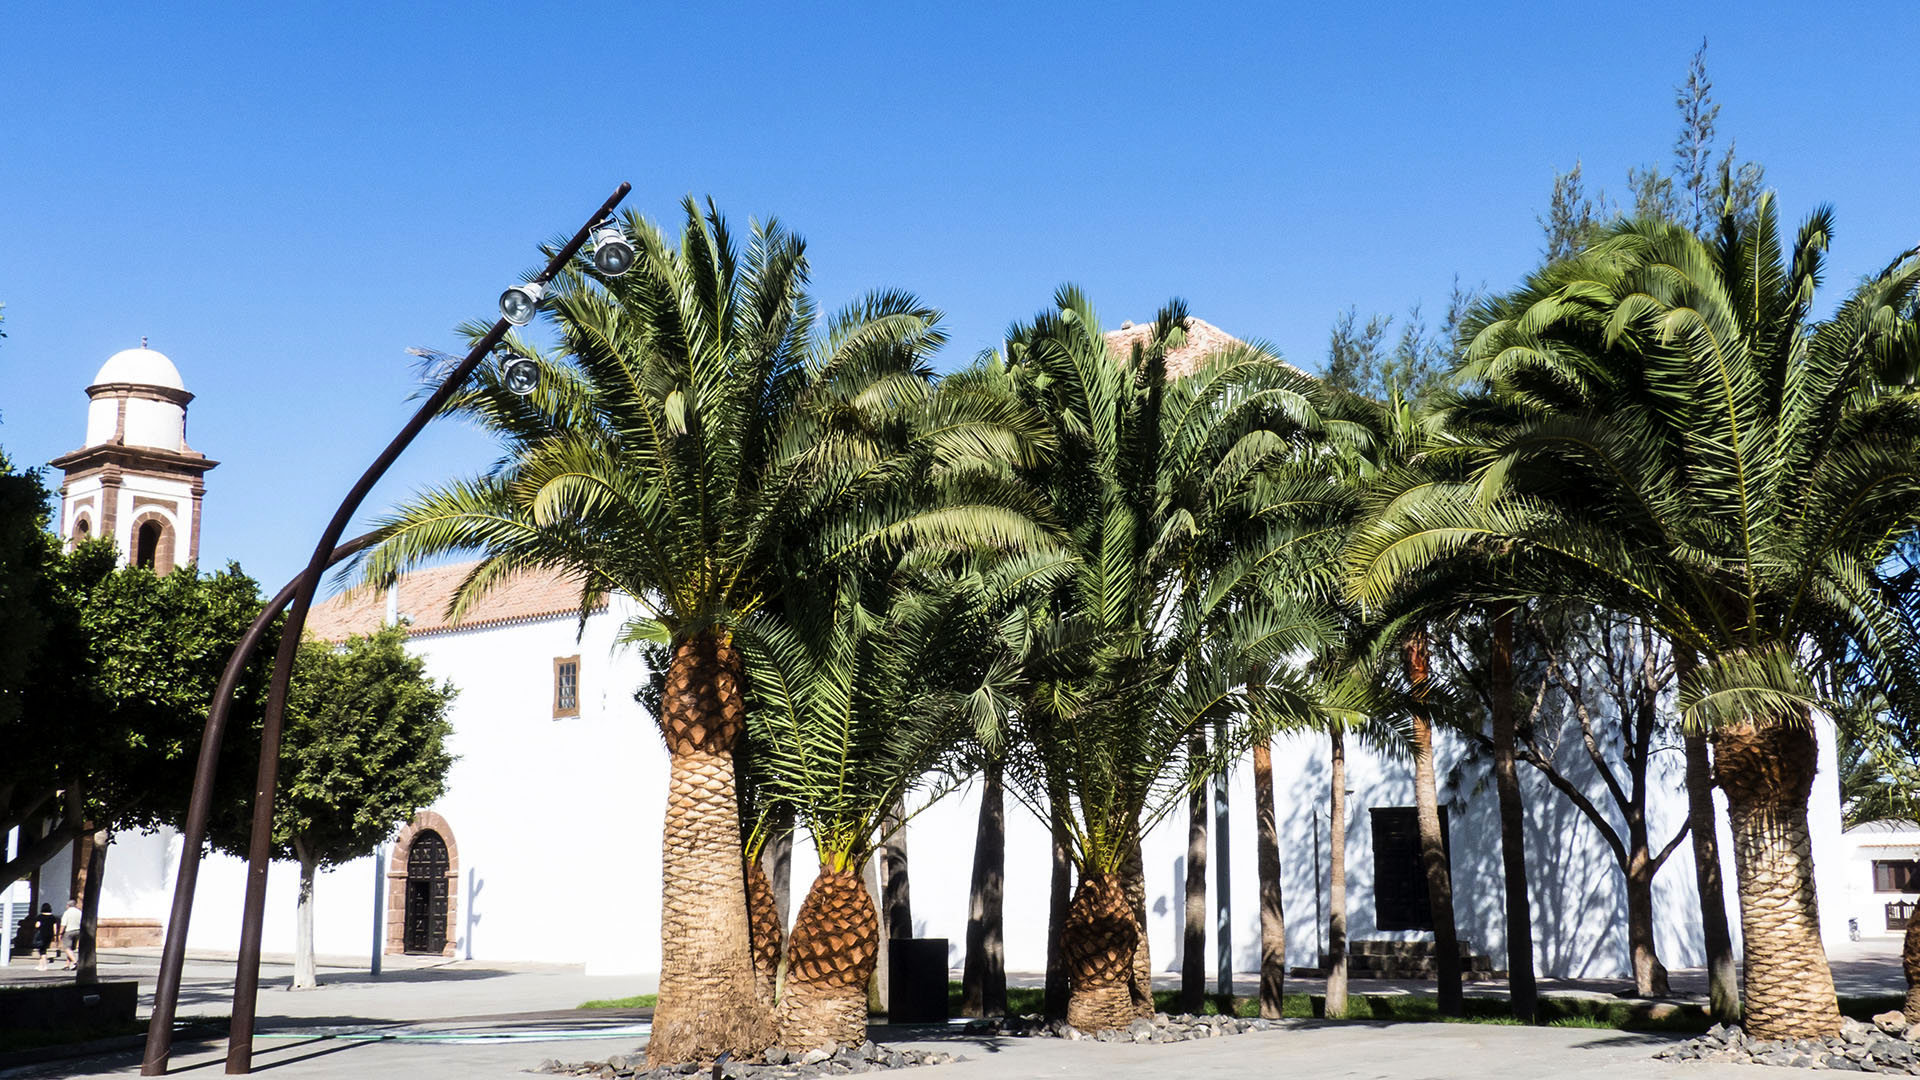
127, 508, 179, 575
386, 810, 461, 957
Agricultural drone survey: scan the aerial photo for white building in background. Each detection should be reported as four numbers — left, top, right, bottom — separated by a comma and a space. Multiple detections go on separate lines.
1835, 820, 1920, 944
8, 335, 1870, 985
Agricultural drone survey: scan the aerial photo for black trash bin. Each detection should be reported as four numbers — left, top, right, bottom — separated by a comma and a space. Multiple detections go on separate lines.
887, 937, 950, 1024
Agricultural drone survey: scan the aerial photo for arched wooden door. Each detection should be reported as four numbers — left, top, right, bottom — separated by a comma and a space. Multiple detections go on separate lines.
404, 830, 450, 954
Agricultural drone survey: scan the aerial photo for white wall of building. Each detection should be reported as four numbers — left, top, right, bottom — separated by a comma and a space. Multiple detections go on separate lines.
68, 596, 1856, 983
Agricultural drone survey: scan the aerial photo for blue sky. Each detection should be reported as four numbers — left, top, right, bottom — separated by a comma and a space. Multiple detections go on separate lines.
2, 3, 1916, 590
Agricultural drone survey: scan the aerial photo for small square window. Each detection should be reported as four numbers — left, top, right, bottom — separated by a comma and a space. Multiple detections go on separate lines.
553, 656, 580, 718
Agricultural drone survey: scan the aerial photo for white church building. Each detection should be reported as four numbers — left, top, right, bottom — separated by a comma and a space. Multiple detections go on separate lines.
4, 339, 1892, 990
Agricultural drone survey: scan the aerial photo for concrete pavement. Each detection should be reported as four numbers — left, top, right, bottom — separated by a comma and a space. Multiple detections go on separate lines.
6, 943, 1906, 1079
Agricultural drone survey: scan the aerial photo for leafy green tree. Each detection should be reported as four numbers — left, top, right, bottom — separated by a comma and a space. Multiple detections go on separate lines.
1540, 39, 1765, 258
213, 627, 455, 989
0, 449, 67, 889
1349, 201, 1920, 1038
1319, 285, 1476, 404
354, 199, 1045, 1064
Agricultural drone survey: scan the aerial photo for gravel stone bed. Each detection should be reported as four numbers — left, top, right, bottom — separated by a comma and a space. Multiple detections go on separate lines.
1655, 1015, 1920, 1072
533, 1042, 959, 1079
961, 1011, 1282, 1043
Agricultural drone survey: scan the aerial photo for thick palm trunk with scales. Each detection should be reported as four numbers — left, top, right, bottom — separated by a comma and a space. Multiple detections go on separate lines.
1064, 873, 1140, 1032
777, 868, 880, 1052
648, 633, 770, 1065
1713, 722, 1841, 1039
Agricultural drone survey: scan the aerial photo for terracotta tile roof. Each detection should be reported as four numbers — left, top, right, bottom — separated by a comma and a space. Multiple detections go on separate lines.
1102, 315, 1306, 379
306, 560, 603, 641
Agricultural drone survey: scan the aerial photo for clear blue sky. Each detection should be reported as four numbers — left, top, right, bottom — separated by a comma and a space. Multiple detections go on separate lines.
2, 3, 1915, 590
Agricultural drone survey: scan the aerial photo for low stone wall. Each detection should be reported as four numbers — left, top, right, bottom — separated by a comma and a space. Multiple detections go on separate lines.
95, 918, 163, 949
0, 981, 138, 1030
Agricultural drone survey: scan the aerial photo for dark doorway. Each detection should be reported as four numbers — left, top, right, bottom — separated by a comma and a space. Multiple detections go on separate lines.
1370, 806, 1451, 931
404, 830, 450, 954
136, 521, 162, 570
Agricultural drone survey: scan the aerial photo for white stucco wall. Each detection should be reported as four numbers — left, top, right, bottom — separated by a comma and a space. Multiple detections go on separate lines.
56, 596, 1854, 984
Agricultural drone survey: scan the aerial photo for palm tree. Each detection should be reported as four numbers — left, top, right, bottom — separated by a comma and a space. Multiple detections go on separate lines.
739, 569, 996, 1052
1349, 200, 1920, 1038
355, 199, 1049, 1064
984, 290, 1340, 1031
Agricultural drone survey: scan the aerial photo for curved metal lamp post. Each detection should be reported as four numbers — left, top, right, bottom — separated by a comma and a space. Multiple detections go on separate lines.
138, 182, 631, 1075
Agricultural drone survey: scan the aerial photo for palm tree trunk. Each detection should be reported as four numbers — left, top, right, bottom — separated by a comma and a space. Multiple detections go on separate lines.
961, 762, 1007, 1018
776, 867, 879, 1053
293, 837, 319, 990
1489, 609, 1536, 1021
1405, 628, 1463, 1017
1325, 727, 1349, 1019
1713, 721, 1841, 1039
648, 632, 769, 1066
1064, 872, 1138, 1032
1121, 840, 1153, 1017
1252, 741, 1286, 1019
1902, 914, 1920, 1023
1044, 797, 1071, 1021
1684, 727, 1740, 1021
1180, 735, 1208, 1013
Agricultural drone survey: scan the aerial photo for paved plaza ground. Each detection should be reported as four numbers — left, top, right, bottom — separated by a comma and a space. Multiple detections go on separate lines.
1, 942, 1906, 1078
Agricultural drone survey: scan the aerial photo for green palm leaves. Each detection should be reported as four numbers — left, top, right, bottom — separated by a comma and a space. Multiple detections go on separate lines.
1350, 197, 1920, 732
355, 198, 1047, 655
991, 288, 1343, 875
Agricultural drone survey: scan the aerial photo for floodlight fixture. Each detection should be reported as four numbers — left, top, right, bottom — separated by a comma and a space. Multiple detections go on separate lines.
499, 281, 545, 325
589, 222, 636, 277
500, 352, 540, 396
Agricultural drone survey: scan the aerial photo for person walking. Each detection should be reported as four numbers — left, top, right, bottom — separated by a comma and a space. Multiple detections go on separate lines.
57, 898, 82, 971
31, 903, 56, 970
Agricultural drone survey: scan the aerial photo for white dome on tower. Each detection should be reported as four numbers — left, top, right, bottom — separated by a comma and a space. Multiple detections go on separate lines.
92, 346, 185, 392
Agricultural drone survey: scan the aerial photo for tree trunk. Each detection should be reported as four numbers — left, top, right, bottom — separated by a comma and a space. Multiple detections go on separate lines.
1121, 840, 1153, 1017
1252, 741, 1285, 1019
961, 762, 1007, 1018
1063, 872, 1138, 1032
1489, 609, 1536, 1021
76, 828, 106, 985
764, 826, 792, 930
1044, 799, 1071, 1021
1625, 858, 1668, 997
648, 632, 770, 1066
1405, 629, 1463, 1017
1902, 914, 1920, 1023
1326, 727, 1349, 1019
1713, 721, 1841, 1039
776, 867, 878, 1053
1684, 728, 1740, 1022
745, 855, 785, 1015
863, 853, 887, 1016
1179, 734, 1208, 1014
293, 838, 319, 990
880, 800, 911, 938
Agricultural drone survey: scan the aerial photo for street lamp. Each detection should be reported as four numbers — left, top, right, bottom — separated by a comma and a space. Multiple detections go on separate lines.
140, 182, 631, 1077
499, 281, 545, 325
589, 221, 635, 277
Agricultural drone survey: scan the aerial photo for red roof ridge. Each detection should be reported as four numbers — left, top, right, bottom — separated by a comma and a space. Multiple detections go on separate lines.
306, 559, 604, 642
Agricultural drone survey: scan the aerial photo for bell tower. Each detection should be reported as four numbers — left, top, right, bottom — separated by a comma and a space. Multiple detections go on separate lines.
50, 341, 216, 574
